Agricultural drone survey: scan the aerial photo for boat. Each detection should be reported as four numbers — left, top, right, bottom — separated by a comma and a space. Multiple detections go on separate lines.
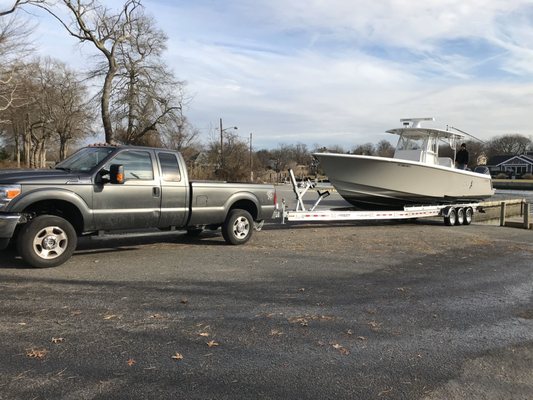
313, 118, 495, 210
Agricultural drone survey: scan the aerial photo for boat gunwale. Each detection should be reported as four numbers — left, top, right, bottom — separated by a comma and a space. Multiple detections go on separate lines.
313, 153, 492, 179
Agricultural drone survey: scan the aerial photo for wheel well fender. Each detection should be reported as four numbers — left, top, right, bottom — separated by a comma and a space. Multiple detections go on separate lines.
227, 198, 258, 220
22, 199, 85, 235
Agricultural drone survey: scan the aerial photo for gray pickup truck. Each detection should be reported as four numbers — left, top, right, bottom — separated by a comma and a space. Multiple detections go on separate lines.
0, 145, 277, 268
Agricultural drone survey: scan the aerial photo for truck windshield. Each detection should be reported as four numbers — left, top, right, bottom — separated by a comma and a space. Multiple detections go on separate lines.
56, 147, 116, 172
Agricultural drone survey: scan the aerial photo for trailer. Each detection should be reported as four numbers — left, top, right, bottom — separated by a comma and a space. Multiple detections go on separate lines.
279, 169, 483, 226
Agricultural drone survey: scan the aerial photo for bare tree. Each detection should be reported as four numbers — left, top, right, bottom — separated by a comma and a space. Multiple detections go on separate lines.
0, 0, 45, 16
376, 139, 395, 157
1, 58, 93, 166
30, 0, 143, 143
485, 134, 532, 157
47, 60, 94, 159
110, 10, 184, 145
313, 144, 346, 154
0, 15, 34, 120
352, 142, 375, 155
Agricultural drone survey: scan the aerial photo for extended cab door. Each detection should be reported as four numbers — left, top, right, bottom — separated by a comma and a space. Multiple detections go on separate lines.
92, 149, 161, 230
156, 151, 188, 228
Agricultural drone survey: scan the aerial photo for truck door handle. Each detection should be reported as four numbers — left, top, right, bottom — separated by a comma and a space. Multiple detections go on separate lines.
153, 187, 160, 197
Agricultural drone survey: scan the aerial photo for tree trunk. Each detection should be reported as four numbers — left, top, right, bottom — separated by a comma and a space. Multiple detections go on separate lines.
24, 129, 31, 168
59, 139, 68, 161
101, 61, 117, 144
39, 140, 47, 167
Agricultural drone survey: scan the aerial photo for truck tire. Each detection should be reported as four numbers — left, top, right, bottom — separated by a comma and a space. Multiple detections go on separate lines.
17, 215, 77, 268
222, 209, 253, 245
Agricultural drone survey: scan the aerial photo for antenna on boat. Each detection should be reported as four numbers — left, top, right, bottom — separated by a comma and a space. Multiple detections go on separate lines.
400, 117, 435, 128
448, 126, 487, 144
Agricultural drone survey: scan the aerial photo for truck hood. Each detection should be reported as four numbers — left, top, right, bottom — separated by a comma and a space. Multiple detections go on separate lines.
0, 169, 92, 185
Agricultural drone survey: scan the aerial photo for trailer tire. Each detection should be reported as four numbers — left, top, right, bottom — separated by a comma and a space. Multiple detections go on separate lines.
17, 215, 77, 268
456, 208, 465, 225
444, 208, 457, 226
222, 209, 253, 245
464, 207, 473, 225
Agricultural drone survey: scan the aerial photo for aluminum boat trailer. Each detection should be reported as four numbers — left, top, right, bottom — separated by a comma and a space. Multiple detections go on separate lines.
279, 169, 483, 226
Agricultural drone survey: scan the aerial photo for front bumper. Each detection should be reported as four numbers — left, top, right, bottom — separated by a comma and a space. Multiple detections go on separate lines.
0, 214, 22, 249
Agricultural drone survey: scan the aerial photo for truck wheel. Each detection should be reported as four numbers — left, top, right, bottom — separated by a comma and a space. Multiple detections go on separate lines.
17, 215, 77, 268
222, 209, 253, 245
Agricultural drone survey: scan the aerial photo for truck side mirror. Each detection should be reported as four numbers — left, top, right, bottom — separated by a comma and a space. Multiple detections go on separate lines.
109, 164, 125, 184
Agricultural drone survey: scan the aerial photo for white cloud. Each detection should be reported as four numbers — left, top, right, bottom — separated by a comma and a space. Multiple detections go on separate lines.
17, 0, 533, 148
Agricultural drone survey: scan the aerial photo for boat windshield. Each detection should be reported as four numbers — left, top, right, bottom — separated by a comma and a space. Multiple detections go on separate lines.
396, 135, 425, 151
55, 147, 116, 172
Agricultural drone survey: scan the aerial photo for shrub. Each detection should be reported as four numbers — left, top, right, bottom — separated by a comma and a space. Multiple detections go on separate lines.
495, 173, 509, 179
521, 173, 533, 180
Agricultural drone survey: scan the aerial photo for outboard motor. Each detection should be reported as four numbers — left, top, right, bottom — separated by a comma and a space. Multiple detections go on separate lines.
474, 166, 491, 175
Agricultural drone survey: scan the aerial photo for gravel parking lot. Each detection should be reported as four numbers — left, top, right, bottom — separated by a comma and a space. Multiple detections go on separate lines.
1, 209, 532, 399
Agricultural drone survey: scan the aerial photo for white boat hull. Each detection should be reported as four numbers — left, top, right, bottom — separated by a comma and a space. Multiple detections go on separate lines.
314, 153, 495, 209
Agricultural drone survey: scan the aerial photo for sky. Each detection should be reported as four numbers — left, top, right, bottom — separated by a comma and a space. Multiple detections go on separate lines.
5, 0, 533, 149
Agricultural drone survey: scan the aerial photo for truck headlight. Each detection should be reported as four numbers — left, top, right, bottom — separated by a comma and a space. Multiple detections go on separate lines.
0, 185, 21, 210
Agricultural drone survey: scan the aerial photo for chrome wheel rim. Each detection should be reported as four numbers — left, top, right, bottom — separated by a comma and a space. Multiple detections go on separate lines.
32, 226, 68, 259
232, 216, 250, 239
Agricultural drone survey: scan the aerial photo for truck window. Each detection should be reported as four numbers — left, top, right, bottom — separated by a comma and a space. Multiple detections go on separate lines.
107, 150, 154, 180
158, 152, 181, 182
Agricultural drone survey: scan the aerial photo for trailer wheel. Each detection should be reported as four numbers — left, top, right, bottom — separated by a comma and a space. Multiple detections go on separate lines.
222, 209, 253, 245
464, 207, 473, 225
17, 215, 77, 268
444, 208, 457, 226
456, 208, 465, 225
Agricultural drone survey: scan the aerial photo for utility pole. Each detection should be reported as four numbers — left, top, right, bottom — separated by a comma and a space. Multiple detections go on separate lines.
219, 118, 224, 171
218, 118, 238, 177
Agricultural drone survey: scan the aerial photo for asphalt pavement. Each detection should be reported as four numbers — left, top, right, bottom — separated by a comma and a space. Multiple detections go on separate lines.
0, 189, 532, 399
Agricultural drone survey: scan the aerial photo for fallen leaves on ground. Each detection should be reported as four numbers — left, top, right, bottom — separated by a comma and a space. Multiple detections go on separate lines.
171, 353, 184, 361
198, 332, 210, 337
368, 321, 382, 331
127, 358, 136, 367
51, 337, 64, 344
269, 329, 284, 336
26, 349, 48, 359
378, 387, 393, 397
207, 340, 219, 348
103, 314, 119, 320
288, 314, 335, 327
332, 343, 350, 355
